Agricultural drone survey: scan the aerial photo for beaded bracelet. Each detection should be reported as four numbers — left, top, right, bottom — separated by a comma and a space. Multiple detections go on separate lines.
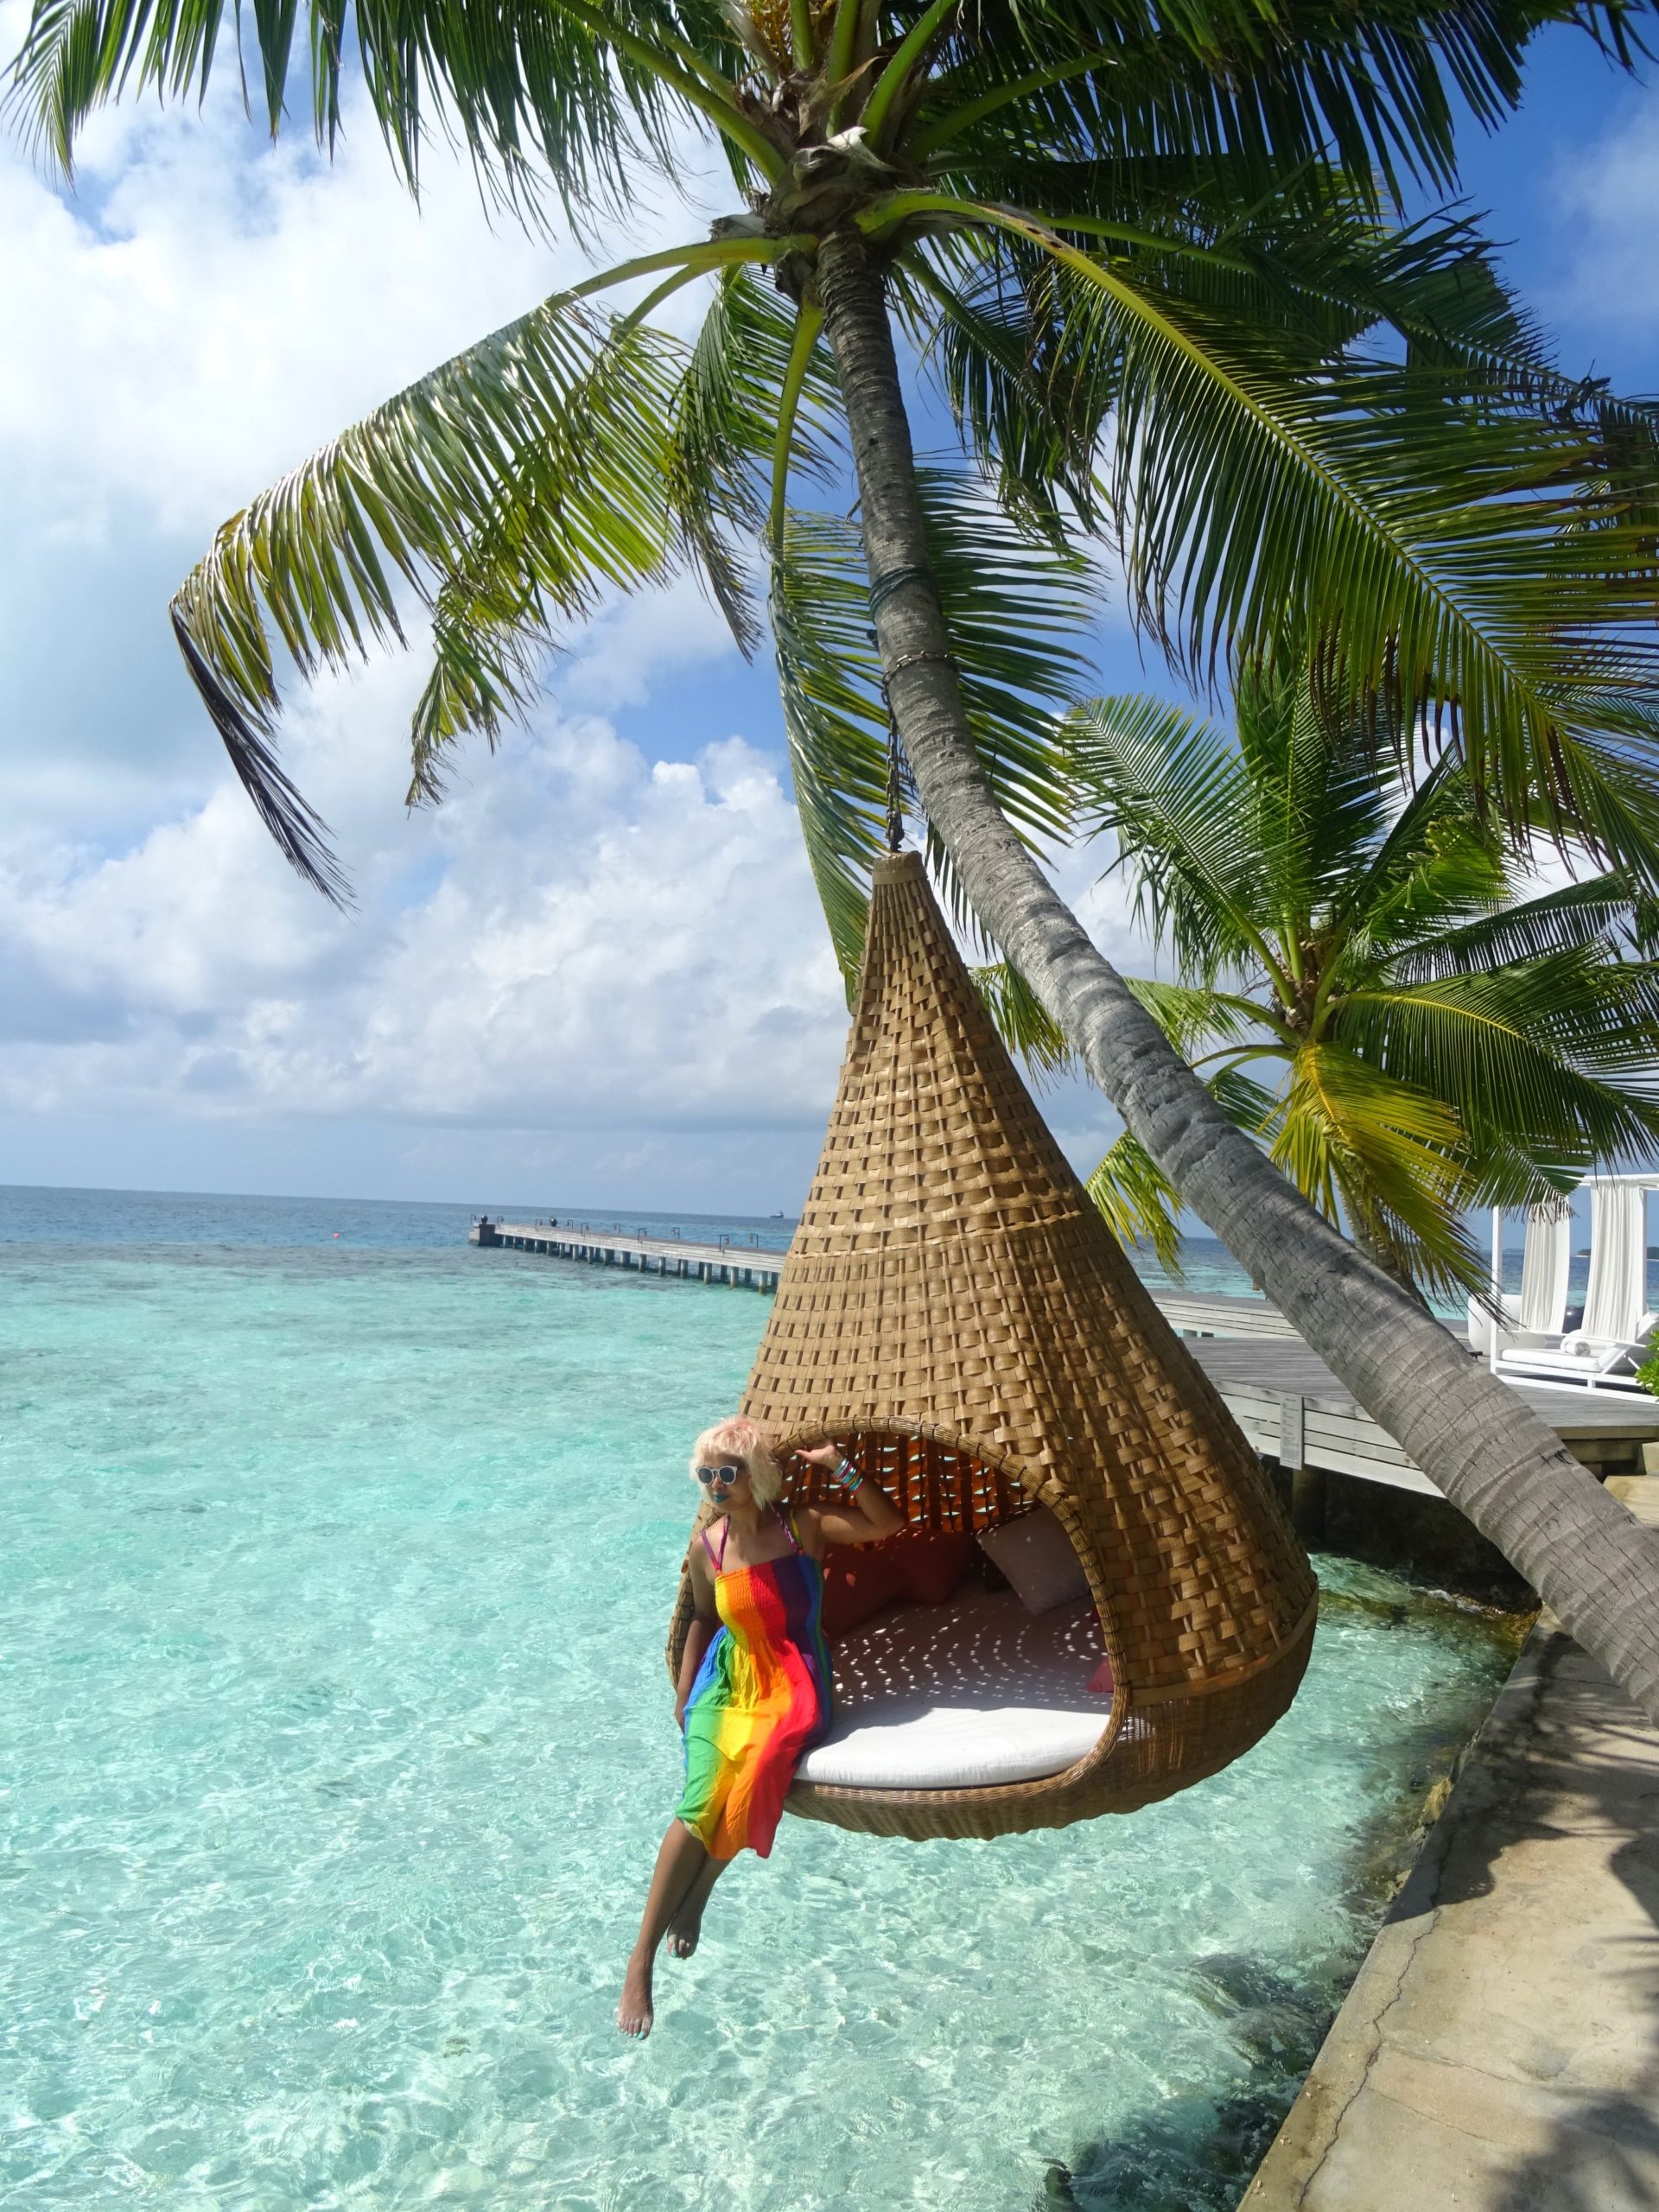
832, 1455, 865, 1495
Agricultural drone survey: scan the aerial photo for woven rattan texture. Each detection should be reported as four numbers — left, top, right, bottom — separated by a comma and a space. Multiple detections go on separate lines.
665, 852, 1314, 1835
785, 1607, 1315, 1839
742, 855, 1312, 1686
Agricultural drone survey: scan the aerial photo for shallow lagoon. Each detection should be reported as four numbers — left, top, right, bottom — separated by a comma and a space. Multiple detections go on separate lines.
2, 1197, 1521, 2209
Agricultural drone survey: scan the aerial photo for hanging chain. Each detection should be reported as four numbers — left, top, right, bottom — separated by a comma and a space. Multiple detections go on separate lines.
872, 643, 957, 857
882, 683, 904, 853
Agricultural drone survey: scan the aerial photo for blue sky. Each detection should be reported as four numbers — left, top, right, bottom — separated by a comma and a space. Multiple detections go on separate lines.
0, 13, 1655, 1211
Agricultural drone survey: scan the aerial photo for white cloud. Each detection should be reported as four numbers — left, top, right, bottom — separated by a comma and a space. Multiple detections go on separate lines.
0, 646, 844, 1135
563, 576, 744, 714
0, 35, 739, 849
0, 41, 847, 1201
0, 19, 728, 539
1548, 86, 1659, 337
0, 40, 1151, 1205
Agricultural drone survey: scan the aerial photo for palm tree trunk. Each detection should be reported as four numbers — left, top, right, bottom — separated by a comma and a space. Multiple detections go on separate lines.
1349, 1207, 1433, 1308
814, 228, 1659, 1721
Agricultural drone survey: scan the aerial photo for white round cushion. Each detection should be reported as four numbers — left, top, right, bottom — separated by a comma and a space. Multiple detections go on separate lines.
794, 1586, 1112, 1791
797, 1700, 1106, 1789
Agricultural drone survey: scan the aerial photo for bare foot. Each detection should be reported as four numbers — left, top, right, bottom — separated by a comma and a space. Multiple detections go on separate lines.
616, 1958, 654, 2038
664, 1897, 704, 1959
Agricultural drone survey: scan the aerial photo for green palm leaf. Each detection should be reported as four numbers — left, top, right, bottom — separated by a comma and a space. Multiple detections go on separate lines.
1270, 1041, 1486, 1300
772, 468, 1096, 985
1084, 1043, 1281, 1271
9, 0, 764, 198
1384, 872, 1642, 982
170, 252, 783, 892
970, 960, 1073, 1079
1072, 634, 1659, 1298
1341, 957, 1659, 1179
1085, 1134, 1184, 1274
910, 207, 1659, 864
404, 263, 842, 807
915, 0, 1635, 203
1066, 691, 1281, 983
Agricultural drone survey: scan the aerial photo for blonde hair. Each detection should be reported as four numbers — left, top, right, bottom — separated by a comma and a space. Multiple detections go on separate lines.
690, 1416, 783, 1508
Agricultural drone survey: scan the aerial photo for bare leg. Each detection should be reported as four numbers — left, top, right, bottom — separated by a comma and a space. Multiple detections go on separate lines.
618, 1821, 708, 2037
665, 1852, 728, 1958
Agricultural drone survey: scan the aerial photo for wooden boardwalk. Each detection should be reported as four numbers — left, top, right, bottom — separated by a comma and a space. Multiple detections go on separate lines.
470, 1219, 784, 1289
1184, 1336, 1659, 1494
1148, 1289, 1300, 1340
470, 1221, 1659, 1489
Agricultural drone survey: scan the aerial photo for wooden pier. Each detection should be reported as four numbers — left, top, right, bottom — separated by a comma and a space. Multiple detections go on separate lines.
470, 1219, 784, 1290
1184, 1334, 1659, 1492
469, 1223, 1659, 1488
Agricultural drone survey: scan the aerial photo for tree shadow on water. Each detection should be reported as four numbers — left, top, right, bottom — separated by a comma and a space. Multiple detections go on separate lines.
1031, 2082, 1296, 2212
1031, 1957, 1334, 2212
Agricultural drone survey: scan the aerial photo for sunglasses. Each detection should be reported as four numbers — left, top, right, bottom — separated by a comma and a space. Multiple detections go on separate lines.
696, 1463, 746, 1489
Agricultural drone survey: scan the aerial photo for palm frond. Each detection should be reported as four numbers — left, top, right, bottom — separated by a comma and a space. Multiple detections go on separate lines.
1340, 955, 1659, 1179
1383, 871, 1637, 982
1270, 1040, 1489, 1300
171, 607, 353, 902
1066, 691, 1275, 983
168, 263, 788, 882
668, 264, 840, 645
1084, 1046, 1287, 1272
912, 205, 1659, 867
1085, 1133, 1183, 1274
772, 467, 1096, 983
768, 510, 894, 983
1317, 750, 1490, 953
8, 0, 766, 209
1123, 976, 1268, 1058
971, 961, 1073, 1079
911, 0, 1637, 207
405, 262, 836, 803
407, 568, 550, 804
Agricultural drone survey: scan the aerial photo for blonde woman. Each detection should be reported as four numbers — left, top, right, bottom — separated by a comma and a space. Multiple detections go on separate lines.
617, 1415, 900, 2037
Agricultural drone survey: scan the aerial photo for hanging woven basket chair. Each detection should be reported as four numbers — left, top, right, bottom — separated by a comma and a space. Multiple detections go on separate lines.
667, 852, 1316, 1841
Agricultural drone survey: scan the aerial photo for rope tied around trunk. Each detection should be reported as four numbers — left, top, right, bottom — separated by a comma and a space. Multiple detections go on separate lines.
866, 561, 956, 854
874, 648, 954, 855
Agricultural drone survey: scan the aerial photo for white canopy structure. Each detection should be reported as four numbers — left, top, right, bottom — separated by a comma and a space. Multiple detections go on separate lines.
1480, 1175, 1659, 1392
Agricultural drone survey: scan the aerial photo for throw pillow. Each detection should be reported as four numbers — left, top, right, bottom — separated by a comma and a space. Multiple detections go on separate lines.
819, 1541, 909, 1640
896, 1529, 976, 1606
977, 1505, 1090, 1616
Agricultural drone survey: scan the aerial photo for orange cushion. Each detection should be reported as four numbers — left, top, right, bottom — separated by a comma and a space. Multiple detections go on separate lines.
819, 1542, 909, 1640
819, 1529, 978, 1639
896, 1529, 976, 1605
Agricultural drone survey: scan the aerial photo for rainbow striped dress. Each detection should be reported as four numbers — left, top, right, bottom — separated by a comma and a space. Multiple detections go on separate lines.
677, 1508, 831, 1861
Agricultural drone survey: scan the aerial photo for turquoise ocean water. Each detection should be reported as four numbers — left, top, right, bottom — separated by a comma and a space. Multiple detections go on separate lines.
3, 1185, 1519, 2210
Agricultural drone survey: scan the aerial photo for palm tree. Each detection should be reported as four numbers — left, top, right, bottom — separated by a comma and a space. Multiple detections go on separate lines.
1032, 660, 1659, 1301
15, 0, 1659, 1714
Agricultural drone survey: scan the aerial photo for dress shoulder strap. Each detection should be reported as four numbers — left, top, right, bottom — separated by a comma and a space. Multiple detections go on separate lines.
700, 1518, 732, 1571
776, 1505, 805, 1555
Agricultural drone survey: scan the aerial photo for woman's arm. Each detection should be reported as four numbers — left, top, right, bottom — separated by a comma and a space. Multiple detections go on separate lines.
674, 1545, 719, 1727
675, 1618, 714, 1727
795, 1444, 904, 1550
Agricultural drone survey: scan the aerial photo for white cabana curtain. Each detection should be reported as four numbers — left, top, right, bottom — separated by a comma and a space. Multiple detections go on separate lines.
1518, 1204, 1572, 1334
1582, 1183, 1648, 1344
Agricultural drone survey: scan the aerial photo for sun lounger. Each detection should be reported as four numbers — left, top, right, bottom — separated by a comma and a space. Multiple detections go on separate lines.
1466, 1295, 1562, 1359
1497, 1320, 1656, 1392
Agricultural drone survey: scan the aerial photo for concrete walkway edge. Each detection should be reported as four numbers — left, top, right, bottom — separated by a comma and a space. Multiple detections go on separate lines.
1239, 1618, 1659, 2210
